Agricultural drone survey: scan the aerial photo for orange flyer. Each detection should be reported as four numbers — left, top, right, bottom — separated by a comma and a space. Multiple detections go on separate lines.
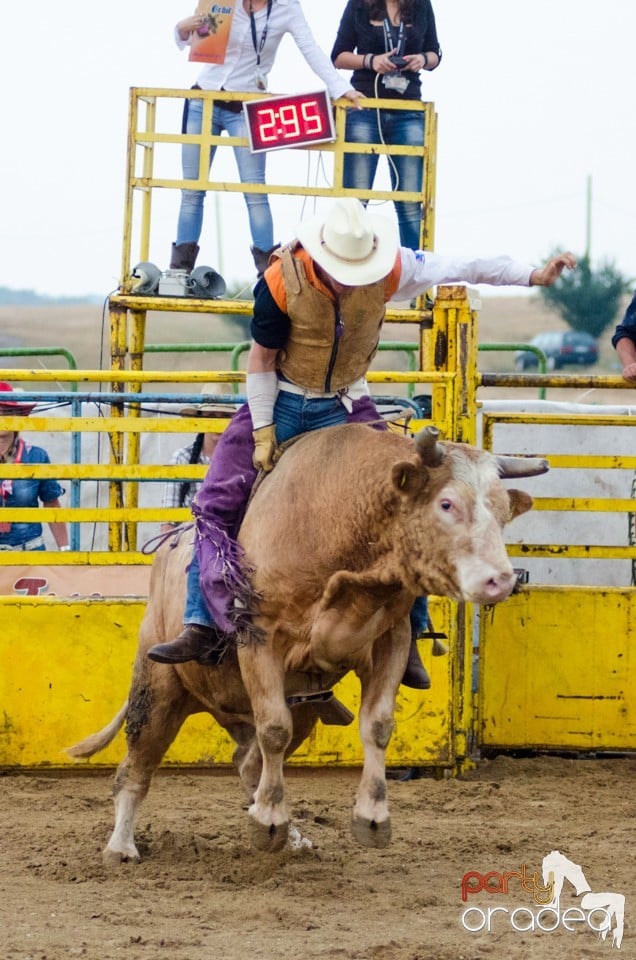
189, 1, 237, 64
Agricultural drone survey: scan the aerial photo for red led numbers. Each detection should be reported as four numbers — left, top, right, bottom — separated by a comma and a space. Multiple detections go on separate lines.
243, 90, 336, 154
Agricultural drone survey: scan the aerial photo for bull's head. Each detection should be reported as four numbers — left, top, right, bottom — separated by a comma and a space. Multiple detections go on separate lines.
390, 426, 548, 604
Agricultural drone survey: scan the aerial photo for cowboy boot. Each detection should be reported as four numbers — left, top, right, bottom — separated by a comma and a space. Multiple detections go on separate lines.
250, 243, 279, 279
402, 596, 432, 689
169, 241, 200, 271
147, 623, 228, 666
401, 638, 431, 690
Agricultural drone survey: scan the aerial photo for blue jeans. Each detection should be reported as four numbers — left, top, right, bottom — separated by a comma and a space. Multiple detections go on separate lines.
343, 108, 425, 251
184, 551, 213, 626
274, 390, 350, 443
176, 98, 274, 252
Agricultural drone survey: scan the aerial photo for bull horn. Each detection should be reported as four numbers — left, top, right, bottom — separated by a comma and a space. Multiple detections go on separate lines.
413, 426, 445, 466
495, 455, 550, 478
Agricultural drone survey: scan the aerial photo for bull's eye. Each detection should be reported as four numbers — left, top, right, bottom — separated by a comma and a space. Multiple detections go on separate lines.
440, 499, 452, 511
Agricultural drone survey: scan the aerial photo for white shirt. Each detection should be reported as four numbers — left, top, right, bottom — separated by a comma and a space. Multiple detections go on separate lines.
175, 0, 350, 99
394, 249, 534, 302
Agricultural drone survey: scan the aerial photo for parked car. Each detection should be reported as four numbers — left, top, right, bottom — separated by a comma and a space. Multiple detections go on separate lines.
515, 331, 599, 371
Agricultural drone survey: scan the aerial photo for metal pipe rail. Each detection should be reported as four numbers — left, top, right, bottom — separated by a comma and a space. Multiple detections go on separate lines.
478, 343, 548, 399
0, 370, 448, 557
481, 408, 636, 565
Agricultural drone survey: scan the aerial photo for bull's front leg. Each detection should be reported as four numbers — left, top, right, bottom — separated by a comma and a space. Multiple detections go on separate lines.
238, 642, 292, 854
352, 618, 411, 849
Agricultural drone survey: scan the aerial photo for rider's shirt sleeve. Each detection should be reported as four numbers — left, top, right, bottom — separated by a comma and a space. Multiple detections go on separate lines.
393, 248, 534, 301
250, 277, 291, 349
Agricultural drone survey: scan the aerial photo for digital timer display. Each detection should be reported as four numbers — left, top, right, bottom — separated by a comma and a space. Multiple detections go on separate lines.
243, 90, 336, 154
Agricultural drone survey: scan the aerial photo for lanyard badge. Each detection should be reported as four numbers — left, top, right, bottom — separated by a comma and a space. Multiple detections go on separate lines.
249, 0, 273, 91
382, 18, 409, 94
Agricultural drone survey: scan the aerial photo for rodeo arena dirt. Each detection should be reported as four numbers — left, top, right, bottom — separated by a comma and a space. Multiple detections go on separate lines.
1, 757, 634, 959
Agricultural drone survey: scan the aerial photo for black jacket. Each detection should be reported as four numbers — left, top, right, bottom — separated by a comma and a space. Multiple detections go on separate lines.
331, 0, 441, 101
611, 292, 636, 348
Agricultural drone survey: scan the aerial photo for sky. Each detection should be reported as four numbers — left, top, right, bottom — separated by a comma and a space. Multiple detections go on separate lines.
1, 0, 635, 298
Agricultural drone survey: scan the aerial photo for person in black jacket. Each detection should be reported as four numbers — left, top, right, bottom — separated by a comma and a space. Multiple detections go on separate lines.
612, 292, 636, 382
331, 0, 441, 249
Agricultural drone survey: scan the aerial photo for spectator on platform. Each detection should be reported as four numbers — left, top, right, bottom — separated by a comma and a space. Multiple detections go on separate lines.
171, 0, 363, 279
331, 0, 442, 250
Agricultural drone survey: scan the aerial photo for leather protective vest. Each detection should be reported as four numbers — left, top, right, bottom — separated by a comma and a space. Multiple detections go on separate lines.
277, 247, 386, 392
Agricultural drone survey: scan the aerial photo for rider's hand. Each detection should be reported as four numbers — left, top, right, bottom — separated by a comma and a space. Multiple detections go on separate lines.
252, 424, 277, 472
529, 252, 577, 287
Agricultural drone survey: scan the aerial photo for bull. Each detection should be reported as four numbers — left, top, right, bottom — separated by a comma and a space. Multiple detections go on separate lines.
67, 424, 547, 862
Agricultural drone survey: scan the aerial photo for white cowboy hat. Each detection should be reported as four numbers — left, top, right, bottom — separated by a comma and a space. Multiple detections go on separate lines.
295, 198, 399, 286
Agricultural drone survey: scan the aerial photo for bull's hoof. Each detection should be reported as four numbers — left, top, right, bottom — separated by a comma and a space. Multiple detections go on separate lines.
248, 816, 289, 854
102, 845, 141, 867
351, 814, 392, 849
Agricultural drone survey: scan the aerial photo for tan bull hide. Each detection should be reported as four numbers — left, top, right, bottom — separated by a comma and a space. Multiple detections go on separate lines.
67, 425, 547, 862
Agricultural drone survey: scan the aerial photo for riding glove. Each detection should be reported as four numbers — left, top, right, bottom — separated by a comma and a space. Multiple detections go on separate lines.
252, 424, 277, 472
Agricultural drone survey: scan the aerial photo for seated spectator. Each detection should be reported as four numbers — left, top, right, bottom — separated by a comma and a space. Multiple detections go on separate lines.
0, 382, 70, 552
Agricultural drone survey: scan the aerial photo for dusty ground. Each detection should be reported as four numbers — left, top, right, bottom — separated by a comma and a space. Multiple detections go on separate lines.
1, 756, 633, 960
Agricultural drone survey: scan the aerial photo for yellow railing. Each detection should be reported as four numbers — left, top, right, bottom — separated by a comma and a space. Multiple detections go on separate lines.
120, 86, 437, 291
0, 366, 449, 559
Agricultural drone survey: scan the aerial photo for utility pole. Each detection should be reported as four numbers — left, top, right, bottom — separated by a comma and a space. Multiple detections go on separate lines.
585, 174, 592, 260
214, 193, 224, 278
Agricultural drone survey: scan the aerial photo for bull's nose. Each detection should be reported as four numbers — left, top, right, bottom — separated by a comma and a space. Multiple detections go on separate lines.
482, 570, 517, 602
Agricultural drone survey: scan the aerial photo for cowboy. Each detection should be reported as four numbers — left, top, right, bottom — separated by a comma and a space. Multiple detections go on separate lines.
147, 198, 576, 685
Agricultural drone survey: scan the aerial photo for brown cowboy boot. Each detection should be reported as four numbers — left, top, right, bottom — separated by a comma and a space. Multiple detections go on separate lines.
169, 241, 200, 271
147, 623, 227, 666
250, 243, 279, 279
401, 638, 431, 690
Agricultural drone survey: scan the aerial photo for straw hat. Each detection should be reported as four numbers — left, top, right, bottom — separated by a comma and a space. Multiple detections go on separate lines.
179, 403, 236, 418
0, 382, 37, 416
179, 383, 239, 418
295, 198, 399, 286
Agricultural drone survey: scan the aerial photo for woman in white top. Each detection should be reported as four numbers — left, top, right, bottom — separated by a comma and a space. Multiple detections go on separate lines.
172, 0, 362, 276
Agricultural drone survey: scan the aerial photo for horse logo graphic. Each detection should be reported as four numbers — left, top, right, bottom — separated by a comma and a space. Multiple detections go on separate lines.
542, 850, 625, 949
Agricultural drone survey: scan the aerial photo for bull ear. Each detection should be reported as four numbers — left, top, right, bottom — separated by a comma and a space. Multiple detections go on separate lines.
413, 426, 445, 466
507, 489, 533, 521
392, 460, 426, 496
496, 455, 549, 478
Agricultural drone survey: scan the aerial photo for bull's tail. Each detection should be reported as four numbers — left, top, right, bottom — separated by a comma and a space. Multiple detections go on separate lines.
65, 700, 129, 759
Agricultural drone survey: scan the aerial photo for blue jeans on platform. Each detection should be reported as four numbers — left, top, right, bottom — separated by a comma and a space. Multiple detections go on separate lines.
343, 108, 425, 251
176, 98, 273, 252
